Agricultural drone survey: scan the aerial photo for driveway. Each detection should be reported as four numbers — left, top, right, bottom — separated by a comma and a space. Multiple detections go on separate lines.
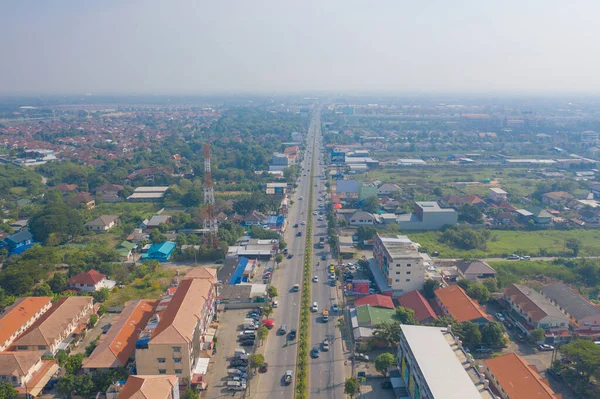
71, 312, 117, 355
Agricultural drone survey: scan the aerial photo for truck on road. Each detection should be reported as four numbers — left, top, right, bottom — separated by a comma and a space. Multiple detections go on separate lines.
322, 309, 329, 322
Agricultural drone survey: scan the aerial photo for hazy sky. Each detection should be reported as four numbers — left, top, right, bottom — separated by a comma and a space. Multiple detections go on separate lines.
1, 0, 599, 95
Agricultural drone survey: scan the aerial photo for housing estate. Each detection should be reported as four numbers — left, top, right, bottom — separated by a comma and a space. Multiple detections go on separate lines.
0, 297, 53, 352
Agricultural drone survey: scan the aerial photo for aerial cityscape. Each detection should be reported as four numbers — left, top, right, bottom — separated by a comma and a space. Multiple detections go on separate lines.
1, 1, 600, 399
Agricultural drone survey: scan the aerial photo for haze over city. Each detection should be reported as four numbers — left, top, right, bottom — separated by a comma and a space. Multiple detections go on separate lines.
2, 0, 600, 95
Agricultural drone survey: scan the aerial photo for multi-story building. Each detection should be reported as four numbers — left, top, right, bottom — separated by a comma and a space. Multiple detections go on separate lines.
396, 202, 458, 230
111, 375, 179, 399
0, 297, 53, 352
489, 188, 508, 203
135, 269, 216, 385
396, 325, 494, 399
0, 351, 59, 397
504, 284, 569, 331
540, 283, 600, 329
11, 296, 94, 356
373, 234, 425, 296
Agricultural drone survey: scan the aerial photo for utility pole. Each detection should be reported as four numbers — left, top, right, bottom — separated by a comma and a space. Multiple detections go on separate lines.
203, 144, 218, 246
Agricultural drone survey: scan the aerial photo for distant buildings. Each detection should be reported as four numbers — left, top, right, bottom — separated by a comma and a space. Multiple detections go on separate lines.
85, 215, 119, 232
396, 201, 458, 231
540, 283, 600, 328
489, 188, 508, 203
127, 186, 169, 202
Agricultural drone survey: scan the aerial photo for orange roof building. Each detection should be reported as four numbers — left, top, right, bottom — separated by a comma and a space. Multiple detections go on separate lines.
117, 375, 179, 399
434, 285, 491, 324
484, 353, 561, 399
354, 294, 395, 309
83, 300, 157, 370
397, 290, 437, 323
0, 297, 53, 351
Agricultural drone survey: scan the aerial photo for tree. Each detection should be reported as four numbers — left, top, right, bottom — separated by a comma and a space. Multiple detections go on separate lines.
267, 285, 278, 299
422, 279, 440, 300
374, 353, 396, 377
93, 287, 110, 303
481, 322, 507, 348
64, 353, 84, 375
33, 282, 53, 296
566, 238, 582, 257
57, 374, 75, 398
150, 229, 167, 244
278, 239, 287, 251
344, 377, 361, 398
356, 225, 377, 241
466, 284, 490, 304
530, 328, 545, 343
263, 304, 273, 318
361, 196, 380, 213
49, 273, 68, 293
257, 326, 269, 345
73, 373, 94, 398
182, 388, 198, 399
395, 306, 419, 325
249, 354, 265, 370
0, 382, 17, 399
482, 278, 498, 292
29, 202, 84, 244
459, 203, 483, 224
459, 321, 482, 347
372, 321, 403, 346
275, 254, 283, 265
560, 339, 600, 383
57, 349, 69, 367
89, 314, 98, 328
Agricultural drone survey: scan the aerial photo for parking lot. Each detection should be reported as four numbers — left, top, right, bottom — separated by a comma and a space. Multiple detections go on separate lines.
203, 309, 257, 398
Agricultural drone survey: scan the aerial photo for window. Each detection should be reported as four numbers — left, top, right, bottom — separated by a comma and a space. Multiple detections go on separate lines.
157, 358, 166, 363
38, 346, 46, 350
395, 279, 400, 282
174, 358, 182, 363
407, 263, 412, 267
406, 271, 411, 275
175, 369, 183, 374
17, 346, 27, 351
173, 346, 181, 352
396, 272, 400, 275
158, 369, 167, 374
406, 279, 411, 282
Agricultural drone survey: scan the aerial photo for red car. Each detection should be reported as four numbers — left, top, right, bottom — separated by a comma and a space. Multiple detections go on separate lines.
262, 319, 275, 329
259, 363, 268, 373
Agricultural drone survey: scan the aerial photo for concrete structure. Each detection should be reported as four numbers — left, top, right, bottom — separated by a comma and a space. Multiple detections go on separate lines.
397, 325, 494, 399
116, 375, 179, 399
373, 234, 426, 296
489, 188, 508, 203
540, 283, 600, 328
483, 353, 560, 399
85, 215, 119, 232
12, 296, 94, 356
271, 153, 289, 166
0, 297, 53, 352
83, 300, 158, 371
68, 269, 116, 292
504, 284, 570, 330
397, 201, 458, 231
135, 269, 216, 385
434, 285, 491, 324
265, 182, 288, 195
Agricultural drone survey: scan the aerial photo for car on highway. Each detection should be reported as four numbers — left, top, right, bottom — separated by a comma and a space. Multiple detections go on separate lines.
289, 329, 297, 340
311, 346, 320, 358
296, 231, 302, 237
293, 223, 299, 228
332, 303, 339, 312
507, 254, 520, 260
287, 254, 293, 259
312, 275, 319, 282
284, 370, 293, 385
539, 344, 554, 351
520, 255, 531, 260
321, 255, 327, 260
311, 302, 318, 312
273, 300, 279, 308
278, 324, 287, 335
301, 221, 306, 225
322, 339, 330, 351
299, 196, 303, 200
292, 283, 300, 292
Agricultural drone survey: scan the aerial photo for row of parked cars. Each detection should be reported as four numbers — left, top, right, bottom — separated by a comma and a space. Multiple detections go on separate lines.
227, 349, 249, 391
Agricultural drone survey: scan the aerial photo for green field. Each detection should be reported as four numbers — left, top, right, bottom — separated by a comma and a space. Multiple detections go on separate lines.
407, 229, 600, 258
105, 269, 176, 307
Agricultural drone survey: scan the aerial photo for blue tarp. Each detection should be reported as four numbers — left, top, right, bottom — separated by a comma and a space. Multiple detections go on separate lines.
228, 257, 248, 285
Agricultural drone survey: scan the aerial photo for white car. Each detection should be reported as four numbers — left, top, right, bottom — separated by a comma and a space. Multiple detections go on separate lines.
301, 221, 306, 225
273, 300, 279, 308
312, 275, 319, 282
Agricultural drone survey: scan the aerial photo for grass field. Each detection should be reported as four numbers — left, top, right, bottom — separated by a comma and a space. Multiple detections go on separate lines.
105, 269, 176, 307
407, 229, 600, 258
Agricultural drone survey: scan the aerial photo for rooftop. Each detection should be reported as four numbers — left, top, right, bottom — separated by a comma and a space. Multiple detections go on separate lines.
0, 297, 52, 347
68, 269, 106, 286
415, 201, 456, 213
540, 283, 600, 322
132, 186, 169, 193
490, 188, 507, 194
376, 234, 421, 259
355, 304, 396, 326
0, 350, 43, 377
504, 284, 569, 324
397, 290, 437, 323
354, 294, 395, 309
435, 285, 491, 323
117, 375, 178, 399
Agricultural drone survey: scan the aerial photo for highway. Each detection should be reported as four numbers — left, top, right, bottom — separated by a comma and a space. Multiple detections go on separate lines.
252, 107, 321, 398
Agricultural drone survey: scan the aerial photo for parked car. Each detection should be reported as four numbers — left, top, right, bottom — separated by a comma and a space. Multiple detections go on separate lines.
321, 255, 327, 260
332, 304, 339, 312
259, 363, 268, 373
476, 346, 492, 353
352, 353, 369, 361
287, 254, 293, 259
381, 380, 393, 389
495, 312, 505, 322
539, 344, 554, 351
273, 300, 279, 308
240, 340, 255, 347
547, 368, 563, 381
507, 254, 520, 260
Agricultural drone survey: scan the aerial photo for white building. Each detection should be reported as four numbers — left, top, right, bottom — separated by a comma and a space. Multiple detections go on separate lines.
489, 188, 508, 203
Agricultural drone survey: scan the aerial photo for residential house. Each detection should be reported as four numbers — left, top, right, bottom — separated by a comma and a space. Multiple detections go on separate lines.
125, 168, 167, 184
489, 188, 508, 203
350, 304, 396, 343
515, 209, 534, 224
218, 285, 254, 306
68, 192, 96, 209
11, 296, 94, 356
83, 300, 158, 371
1, 230, 34, 255
115, 375, 179, 399
589, 182, 600, 199
52, 184, 78, 195
540, 283, 600, 328
140, 242, 176, 262
456, 260, 497, 282
396, 201, 458, 230
354, 294, 395, 309
96, 184, 124, 203
483, 353, 560, 399
536, 209, 554, 225
348, 211, 376, 226
85, 215, 119, 232
143, 215, 171, 231
135, 270, 216, 386
542, 191, 573, 208
0, 297, 53, 352
68, 270, 116, 292
494, 211, 514, 225
0, 351, 59, 397
434, 285, 491, 324
397, 290, 437, 324
580, 210, 600, 224
116, 241, 137, 261
242, 210, 266, 226
9, 219, 29, 232
441, 195, 486, 209
503, 284, 570, 331
335, 179, 360, 199
377, 183, 401, 196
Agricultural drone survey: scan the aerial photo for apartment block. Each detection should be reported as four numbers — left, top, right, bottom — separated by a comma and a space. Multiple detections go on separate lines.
0, 297, 53, 352
372, 234, 425, 296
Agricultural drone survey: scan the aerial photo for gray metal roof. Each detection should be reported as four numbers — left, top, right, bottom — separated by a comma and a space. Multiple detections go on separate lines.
540, 283, 600, 322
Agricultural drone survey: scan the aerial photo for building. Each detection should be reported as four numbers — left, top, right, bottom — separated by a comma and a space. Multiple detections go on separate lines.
242, 210, 267, 226
0, 351, 59, 397
127, 187, 169, 202
489, 188, 508, 203
456, 260, 497, 282
397, 325, 494, 399
336, 179, 360, 199
441, 195, 486, 209
397, 290, 437, 324
68, 269, 116, 292
503, 284, 569, 331
396, 202, 458, 231
1, 230, 34, 255
0, 297, 53, 352
12, 296, 94, 356
348, 211, 376, 225
542, 191, 573, 208
271, 153, 289, 167
141, 242, 176, 262
354, 294, 395, 309
96, 184, 124, 203
265, 182, 288, 195
135, 270, 216, 385
116, 240, 137, 260
434, 285, 491, 324
536, 209, 554, 225
372, 234, 426, 296
83, 300, 158, 371
68, 192, 96, 209
52, 184, 78, 195
483, 353, 560, 399
350, 304, 397, 342
143, 215, 172, 230
116, 375, 179, 399
540, 283, 600, 328
85, 215, 120, 232
377, 183, 401, 196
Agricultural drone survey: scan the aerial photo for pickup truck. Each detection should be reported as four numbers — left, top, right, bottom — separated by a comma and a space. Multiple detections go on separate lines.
284, 370, 293, 385
322, 309, 329, 322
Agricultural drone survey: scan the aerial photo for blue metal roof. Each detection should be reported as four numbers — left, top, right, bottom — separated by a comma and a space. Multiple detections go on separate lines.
228, 257, 248, 285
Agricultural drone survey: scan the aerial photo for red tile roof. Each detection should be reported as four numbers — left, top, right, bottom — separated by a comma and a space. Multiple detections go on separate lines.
354, 294, 395, 309
434, 285, 492, 323
68, 270, 106, 286
0, 297, 52, 348
397, 290, 437, 323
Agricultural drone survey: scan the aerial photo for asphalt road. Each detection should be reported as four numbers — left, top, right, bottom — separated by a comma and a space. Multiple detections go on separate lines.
252, 108, 319, 398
